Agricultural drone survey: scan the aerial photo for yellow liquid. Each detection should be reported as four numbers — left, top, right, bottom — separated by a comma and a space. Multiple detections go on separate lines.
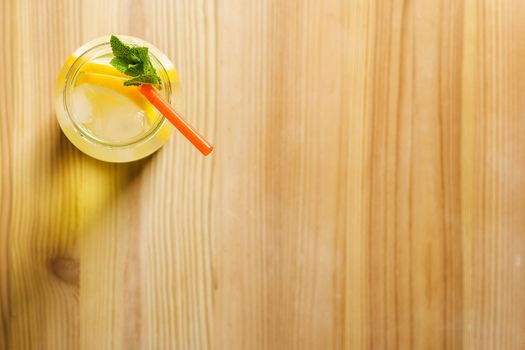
56, 42, 180, 162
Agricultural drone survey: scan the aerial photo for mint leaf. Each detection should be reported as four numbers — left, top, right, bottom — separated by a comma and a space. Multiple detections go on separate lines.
123, 74, 161, 86
110, 57, 128, 73
110, 35, 131, 59
144, 61, 156, 75
131, 47, 149, 62
125, 63, 144, 77
109, 35, 162, 88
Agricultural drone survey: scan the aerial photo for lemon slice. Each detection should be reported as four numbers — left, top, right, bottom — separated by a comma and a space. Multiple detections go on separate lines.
81, 61, 128, 78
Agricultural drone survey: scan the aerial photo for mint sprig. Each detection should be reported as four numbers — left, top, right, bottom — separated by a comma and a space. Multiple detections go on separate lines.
109, 35, 162, 88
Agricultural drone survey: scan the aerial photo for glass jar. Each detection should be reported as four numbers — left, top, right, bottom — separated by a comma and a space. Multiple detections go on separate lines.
55, 35, 179, 162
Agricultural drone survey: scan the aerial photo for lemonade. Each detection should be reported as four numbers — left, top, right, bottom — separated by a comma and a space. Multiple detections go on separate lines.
55, 36, 180, 162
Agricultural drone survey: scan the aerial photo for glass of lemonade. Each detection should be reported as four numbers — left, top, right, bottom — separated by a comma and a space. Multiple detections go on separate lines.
55, 35, 180, 162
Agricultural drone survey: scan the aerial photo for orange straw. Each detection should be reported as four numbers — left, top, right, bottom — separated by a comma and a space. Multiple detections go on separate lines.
138, 84, 214, 156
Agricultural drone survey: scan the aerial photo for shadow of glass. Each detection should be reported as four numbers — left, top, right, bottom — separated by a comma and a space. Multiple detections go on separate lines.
43, 126, 154, 239
7, 112, 162, 347
14, 120, 156, 291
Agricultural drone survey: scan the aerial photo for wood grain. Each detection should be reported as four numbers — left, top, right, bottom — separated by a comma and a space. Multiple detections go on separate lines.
1, 0, 525, 349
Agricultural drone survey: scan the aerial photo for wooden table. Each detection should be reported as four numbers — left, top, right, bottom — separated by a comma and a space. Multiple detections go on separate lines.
1, 0, 525, 349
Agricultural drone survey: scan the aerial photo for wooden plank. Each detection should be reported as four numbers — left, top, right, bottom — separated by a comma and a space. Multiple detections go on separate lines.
0, 0, 524, 349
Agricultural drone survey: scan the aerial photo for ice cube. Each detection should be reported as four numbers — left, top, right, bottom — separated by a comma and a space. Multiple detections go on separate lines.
71, 83, 148, 143
71, 85, 93, 123
89, 109, 146, 142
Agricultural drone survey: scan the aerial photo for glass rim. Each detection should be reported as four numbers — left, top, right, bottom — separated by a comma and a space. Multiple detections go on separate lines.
62, 37, 173, 148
